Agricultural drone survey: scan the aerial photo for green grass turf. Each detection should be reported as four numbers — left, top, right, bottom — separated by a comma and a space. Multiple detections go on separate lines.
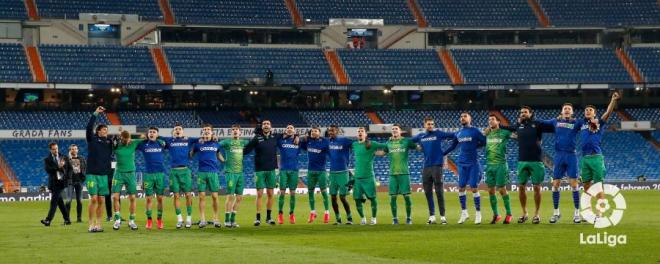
1, 190, 659, 263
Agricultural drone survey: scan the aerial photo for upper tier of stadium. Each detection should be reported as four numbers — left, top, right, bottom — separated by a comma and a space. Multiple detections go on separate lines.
1, 0, 660, 28
1, 43, 659, 85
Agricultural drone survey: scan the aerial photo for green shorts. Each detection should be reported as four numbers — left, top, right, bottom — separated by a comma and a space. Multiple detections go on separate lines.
255, 170, 277, 189
306, 171, 328, 190
517, 162, 545, 185
580, 154, 606, 183
329, 171, 350, 196
279, 170, 299, 190
86, 174, 109, 196
143, 172, 165, 196
111, 171, 137, 195
353, 177, 376, 200
170, 168, 192, 193
485, 163, 510, 188
197, 171, 219, 193
225, 172, 245, 195
389, 174, 411, 195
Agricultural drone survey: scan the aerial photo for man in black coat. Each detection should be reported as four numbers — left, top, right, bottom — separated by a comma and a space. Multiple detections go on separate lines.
41, 142, 71, 226
65, 144, 86, 223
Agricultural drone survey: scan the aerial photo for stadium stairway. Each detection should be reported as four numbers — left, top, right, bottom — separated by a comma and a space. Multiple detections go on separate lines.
616, 48, 645, 83
284, 0, 304, 27
150, 47, 174, 84
366, 111, 383, 124
106, 112, 122, 125
25, 0, 39, 20
437, 49, 464, 85
24, 45, 47, 83
618, 109, 660, 150
527, 0, 551, 27
323, 49, 349, 85
406, 0, 427, 28
0, 152, 19, 192
157, 0, 175, 25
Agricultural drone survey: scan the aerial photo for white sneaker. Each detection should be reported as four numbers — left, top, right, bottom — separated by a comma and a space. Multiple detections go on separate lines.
474, 212, 482, 225
440, 216, 447, 225
458, 211, 469, 224
199, 220, 207, 228
573, 214, 582, 224
360, 218, 367, 225
128, 221, 138, 230
224, 222, 232, 228
427, 215, 437, 224
176, 221, 183, 229
112, 220, 121, 230
370, 217, 377, 225
231, 222, 240, 228
185, 220, 192, 229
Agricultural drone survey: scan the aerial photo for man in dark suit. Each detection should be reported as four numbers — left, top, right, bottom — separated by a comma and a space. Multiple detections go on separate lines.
65, 144, 86, 223
41, 142, 71, 226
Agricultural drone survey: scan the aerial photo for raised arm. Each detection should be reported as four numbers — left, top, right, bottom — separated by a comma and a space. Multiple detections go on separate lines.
601, 92, 620, 122
86, 106, 104, 142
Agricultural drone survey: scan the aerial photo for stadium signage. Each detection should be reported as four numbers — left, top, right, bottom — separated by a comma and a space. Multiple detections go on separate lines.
158, 127, 360, 138
0, 126, 136, 139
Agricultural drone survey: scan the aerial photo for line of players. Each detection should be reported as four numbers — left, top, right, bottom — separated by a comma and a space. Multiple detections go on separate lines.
82, 92, 619, 231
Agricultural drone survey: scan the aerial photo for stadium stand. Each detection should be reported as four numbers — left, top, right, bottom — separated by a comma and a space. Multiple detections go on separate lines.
417, 0, 539, 28
34, 0, 162, 20
296, 0, 415, 25
0, 43, 33, 83
0, 111, 110, 130
628, 47, 660, 83
538, 0, 660, 27
299, 110, 372, 127
118, 111, 202, 129
39, 45, 161, 84
450, 48, 631, 84
336, 49, 451, 85
0, 0, 27, 20
377, 110, 490, 128
168, 0, 292, 26
164, 47, 335, 85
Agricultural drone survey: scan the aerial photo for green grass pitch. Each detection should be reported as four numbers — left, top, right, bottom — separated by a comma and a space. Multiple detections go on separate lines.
2, 190, 659, 263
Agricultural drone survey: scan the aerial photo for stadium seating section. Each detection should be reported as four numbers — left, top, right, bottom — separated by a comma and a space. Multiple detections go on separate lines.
0, 0, 27, 20
35, 0, 162, 20
164, 47, 335, 85
538, 0, 660, 27
0, 111, 110, 130
118, 111, 202, 129
417, 0, 539, 28
0, 43, 32, 83
628, 47, 660, 83
39, 45, 161, 84
451, 48, 631, 84
296, 0, 415, 25
337, 49, 451, 85
168, 0, 292, 26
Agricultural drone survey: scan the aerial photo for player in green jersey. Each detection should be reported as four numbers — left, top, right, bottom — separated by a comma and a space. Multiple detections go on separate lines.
352, 127, 387, 225
219, 124, 249, 228
111, 129, 145, 231
484, 115, 513, 224
376, 124, 417, 225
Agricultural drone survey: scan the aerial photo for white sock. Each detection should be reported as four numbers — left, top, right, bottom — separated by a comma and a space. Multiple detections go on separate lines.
574, 209, 580, 216
554, 209, 560, 215
325, 210, 329, 214
186, 215, 192, 222
177, 214, 183, 222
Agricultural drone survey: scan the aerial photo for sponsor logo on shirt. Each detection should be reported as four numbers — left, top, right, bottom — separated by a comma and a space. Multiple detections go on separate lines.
231, 148, 243, 154
200, 147, 218, 152
389, 147, 406, 153
329, 145, 344, 150
458, 137, 472, 143
487, 138, 503, 144
143, 148, 162, 153
308, 148, 323, 154
420, 136, 437, 142
557, 122, 575, 129
170, 142, 188, 147
281, 143, 298, 149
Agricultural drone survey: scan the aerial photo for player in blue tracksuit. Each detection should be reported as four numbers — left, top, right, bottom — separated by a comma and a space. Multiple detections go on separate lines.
411, 117, 455, 224
540, 103, 586, 224
300, 127, 331, 223
326, 125, 354, 225
445, 112, 486, 224
161, 123, 200, 228
276, 124, 301, 224
190, 125, 223, 228
137, 127, 167, 229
